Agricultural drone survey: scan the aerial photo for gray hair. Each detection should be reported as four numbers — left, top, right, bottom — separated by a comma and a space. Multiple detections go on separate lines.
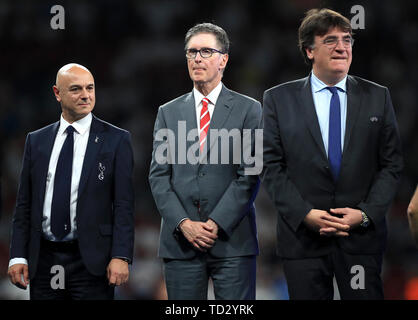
184, 23, 230, 53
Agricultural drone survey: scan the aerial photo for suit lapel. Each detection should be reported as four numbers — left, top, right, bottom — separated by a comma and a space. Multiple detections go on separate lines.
206, 85, 234, 156
296, 76, 328, 162
38, 121, 60, 212
180, 91, 199, 162
77, 115, 105, 198
342, 75, 362, 157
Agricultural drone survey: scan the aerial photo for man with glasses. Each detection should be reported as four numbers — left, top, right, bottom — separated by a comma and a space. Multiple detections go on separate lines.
262, 8, 403, 299
149, 23, 261, 299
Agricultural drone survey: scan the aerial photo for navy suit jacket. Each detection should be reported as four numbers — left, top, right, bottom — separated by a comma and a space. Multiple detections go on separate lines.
262, 75, 403, 258
10, 115, 135, 278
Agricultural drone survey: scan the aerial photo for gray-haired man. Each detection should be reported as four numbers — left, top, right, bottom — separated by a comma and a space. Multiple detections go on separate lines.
149, 23, 262, 300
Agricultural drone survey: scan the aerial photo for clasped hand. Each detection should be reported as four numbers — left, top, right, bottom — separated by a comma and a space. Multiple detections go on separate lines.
179, 219, 219, 252
304, 207, 363, 237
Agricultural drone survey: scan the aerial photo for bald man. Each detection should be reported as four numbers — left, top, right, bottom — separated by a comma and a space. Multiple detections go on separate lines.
8, 63, 135, 300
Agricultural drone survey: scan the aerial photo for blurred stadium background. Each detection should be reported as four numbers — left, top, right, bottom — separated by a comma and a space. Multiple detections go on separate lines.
0, 0, 417, 299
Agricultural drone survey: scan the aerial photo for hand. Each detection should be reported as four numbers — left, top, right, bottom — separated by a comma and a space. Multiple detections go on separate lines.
107, 258, 129, 286
304, 209, 350, 237
179, 219, 218, 252
407, 186, 418, 245
319, 208, 363, 236
206, 219, 219, 237
8, 264, 29, 290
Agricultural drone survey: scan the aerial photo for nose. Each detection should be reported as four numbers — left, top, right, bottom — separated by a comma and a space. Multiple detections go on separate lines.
194, 52, 202, 62
334, 39, 346, 51
80, 88, 89, 99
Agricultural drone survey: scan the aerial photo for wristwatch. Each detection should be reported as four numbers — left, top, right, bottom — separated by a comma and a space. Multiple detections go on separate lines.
360, 211, 370, 228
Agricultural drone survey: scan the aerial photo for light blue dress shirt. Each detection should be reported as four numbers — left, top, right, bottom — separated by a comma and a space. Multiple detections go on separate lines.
310, 71, 347, 156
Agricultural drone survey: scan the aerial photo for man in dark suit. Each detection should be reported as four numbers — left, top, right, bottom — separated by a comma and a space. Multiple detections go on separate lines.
149, 23, 261, 299
262, 8, 403, 299
8, 63, 135, 300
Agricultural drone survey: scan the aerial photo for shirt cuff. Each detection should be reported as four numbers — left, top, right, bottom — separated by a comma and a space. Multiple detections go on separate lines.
112, 256, 131, 264
176, 218, 189, 232
9, 258, 28, 268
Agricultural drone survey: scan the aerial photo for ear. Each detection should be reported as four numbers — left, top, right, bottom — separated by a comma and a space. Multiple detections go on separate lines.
52, 85, 62, 102
305, 47, 314, 61
219, 53, 229, 70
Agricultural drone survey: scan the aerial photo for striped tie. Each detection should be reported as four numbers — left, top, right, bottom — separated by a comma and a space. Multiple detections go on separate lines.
199, 97, 211, 153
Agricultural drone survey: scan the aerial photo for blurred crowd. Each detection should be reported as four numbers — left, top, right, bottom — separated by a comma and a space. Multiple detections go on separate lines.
0, 0, 417, 299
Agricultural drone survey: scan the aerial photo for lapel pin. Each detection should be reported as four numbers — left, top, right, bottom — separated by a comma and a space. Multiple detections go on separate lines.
370, 116, 378, 122
95, 136, 99, 143
98, 162, 106, 181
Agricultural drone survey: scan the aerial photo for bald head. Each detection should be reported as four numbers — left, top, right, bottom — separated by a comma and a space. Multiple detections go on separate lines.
53, 63, 96, 123
55, 63, 93, 89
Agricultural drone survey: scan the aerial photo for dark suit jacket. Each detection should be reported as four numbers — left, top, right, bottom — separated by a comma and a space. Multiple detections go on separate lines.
149, 85, 261, 259
10, 115, 135, 278
262, 74, 403, 258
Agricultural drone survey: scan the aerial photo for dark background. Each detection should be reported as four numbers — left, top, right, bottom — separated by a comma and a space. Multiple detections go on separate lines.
0, 0, 417, 299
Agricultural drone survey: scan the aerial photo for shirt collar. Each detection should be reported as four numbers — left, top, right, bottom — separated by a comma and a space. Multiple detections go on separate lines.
59, 112, 92, 136
193, 81, 223, 108
311, 71, 347, 93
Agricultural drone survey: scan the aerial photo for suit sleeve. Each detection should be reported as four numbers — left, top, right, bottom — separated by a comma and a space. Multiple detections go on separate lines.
261, 90, 314, 232
10, 133, 32, 259
148, 106, 190, 234
208, 100, 262, 237
111, 131, 135, 261
357, 87, 403, 224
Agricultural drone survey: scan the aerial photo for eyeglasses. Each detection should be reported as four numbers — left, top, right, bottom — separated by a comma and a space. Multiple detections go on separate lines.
185, 47, 225, 59
322, 36, 354, 48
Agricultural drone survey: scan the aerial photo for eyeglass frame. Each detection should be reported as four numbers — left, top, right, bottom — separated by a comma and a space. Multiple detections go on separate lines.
185, 47, 225, 59
320, 35, 355, 48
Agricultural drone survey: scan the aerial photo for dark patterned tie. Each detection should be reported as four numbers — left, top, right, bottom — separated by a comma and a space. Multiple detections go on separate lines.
326, 87, 342, 182
51, 125, 74, 239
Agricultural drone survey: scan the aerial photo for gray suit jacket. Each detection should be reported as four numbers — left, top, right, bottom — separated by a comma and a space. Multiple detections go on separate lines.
149, 85, 261, 259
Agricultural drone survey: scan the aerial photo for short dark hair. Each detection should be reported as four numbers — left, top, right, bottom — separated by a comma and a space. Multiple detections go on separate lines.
184, 23, 230, 54
298, 8, 352, 64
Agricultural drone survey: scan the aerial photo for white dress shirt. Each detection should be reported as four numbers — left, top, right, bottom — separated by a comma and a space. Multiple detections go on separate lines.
9, 113, 92, 267
310, 71, 347, 156
193, 81, 223, 130
176, 82, 223, 230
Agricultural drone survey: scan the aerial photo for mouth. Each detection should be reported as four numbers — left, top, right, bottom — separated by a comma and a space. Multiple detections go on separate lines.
193, 67, 206, 71
331, 57, 347, 61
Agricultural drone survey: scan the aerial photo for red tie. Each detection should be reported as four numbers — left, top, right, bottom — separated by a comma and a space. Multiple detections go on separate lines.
200, 97, 211, 153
